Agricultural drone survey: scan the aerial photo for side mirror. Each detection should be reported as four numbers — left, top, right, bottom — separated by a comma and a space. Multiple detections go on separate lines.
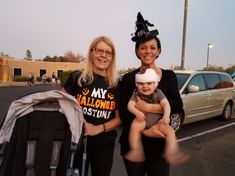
187, 85, 200, 93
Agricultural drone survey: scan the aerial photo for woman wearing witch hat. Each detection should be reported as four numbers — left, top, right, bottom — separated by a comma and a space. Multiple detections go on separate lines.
119, 12, 184, 176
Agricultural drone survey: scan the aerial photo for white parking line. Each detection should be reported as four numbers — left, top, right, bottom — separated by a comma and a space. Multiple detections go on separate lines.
178, 122, 235, 142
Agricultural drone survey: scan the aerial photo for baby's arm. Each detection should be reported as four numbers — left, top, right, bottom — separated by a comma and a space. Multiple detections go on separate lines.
159, 98, 171, 124
135, 97, 163, 114
128, 100, 145, 121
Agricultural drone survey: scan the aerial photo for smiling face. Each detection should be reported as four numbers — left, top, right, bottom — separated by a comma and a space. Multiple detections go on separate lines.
136, 81, 157, 95
136, 38, 161, 67
91, 41, 113, 76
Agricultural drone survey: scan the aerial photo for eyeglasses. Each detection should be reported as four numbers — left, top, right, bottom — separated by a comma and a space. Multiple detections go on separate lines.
92, 48, 113, 57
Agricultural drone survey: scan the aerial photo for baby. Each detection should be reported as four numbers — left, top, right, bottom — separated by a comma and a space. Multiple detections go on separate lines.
125, 68, 189, 165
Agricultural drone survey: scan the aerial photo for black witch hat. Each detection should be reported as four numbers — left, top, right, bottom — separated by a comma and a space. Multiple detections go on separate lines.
131, 12, 159, 42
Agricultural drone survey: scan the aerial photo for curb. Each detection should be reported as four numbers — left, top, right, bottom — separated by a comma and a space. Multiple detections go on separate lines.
0, 82, 45, 87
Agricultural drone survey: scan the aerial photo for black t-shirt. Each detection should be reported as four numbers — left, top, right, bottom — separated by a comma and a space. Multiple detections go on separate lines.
63, 71, 120, 145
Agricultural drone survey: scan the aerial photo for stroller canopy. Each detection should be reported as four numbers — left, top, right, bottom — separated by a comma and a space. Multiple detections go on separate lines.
0, 90, 84, 144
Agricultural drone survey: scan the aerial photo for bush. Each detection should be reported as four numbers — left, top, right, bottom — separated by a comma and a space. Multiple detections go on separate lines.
47, 77, 52, 83
36, 76, 41, 82
14, 76, 28, 82
59, 70, 73, 87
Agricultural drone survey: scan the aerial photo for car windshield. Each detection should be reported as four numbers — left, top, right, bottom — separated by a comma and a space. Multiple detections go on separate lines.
175, 73, 190, 90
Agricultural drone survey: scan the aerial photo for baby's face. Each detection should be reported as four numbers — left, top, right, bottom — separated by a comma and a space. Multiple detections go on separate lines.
136, 82, 157, 95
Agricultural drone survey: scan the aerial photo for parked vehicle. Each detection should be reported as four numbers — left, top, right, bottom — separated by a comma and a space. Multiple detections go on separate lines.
170, 70, 235, 132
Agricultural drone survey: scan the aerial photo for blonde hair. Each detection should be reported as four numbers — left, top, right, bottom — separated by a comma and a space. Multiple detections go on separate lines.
78, 36, 117, 88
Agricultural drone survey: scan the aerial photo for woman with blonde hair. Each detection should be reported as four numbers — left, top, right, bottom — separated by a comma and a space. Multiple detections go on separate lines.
62, 36, 121, 176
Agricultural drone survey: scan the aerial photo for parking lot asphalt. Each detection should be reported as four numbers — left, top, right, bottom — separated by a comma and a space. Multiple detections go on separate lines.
1, 82, 235, 176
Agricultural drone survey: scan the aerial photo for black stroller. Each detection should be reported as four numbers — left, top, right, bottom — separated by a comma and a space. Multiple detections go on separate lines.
0, 90, 85, 176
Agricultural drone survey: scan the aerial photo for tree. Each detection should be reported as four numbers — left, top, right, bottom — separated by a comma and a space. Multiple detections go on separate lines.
41, 51, 85, 63
0, 52, 9, 57
25, 49, 32, 61
118, 67, 136, 75
43, 55, 55, 62
173, 66, 182, 70
63, 51, 85, 63
202, 65, 225, 72
225, 65, 235, 75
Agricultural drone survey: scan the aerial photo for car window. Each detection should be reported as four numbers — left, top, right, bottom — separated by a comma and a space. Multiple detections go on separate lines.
220, 74, 233, 88
187, 74, 206, 92
204, 74, 221, 89
175, 73, 190, 90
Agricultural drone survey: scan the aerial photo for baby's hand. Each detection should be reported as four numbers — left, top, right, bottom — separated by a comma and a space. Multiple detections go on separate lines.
162, 115, 170, 124
135, 111, 145, 122
135, 96, 148, 113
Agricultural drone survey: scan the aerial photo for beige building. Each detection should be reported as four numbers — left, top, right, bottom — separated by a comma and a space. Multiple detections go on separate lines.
0, 57, 84, 82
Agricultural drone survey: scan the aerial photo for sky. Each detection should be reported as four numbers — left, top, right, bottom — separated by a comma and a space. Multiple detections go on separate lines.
1, 0, 234, 70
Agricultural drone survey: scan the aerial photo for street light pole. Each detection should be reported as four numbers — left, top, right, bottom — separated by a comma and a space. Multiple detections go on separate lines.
181, 0, 188, 70
206, 43, 213, 69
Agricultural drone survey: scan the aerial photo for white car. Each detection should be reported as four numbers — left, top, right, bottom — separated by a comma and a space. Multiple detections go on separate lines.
170, 70, 235, 132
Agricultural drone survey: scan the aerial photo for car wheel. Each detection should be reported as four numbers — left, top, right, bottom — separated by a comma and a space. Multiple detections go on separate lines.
170, 113, 183, 133
221, 101, 232, 120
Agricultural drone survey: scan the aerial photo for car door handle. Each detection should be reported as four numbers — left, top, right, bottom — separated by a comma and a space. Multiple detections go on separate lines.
202, 93, 212, 97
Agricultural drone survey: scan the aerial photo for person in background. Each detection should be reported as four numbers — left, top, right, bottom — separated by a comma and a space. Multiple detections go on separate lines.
119, 12, 184, 176
27, 72, 32, 86
51, 72, 57, 85
28, 72, 34, 86
42, 74, 47, 84
61, 36, 121, 176
31, 73, 34, 85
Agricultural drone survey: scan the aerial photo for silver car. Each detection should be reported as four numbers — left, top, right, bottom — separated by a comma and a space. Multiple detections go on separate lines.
170, 70, 235, 132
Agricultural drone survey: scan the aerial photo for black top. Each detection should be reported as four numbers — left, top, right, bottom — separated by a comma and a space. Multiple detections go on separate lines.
119, 68, 183, 156
63, 71, 120, 145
